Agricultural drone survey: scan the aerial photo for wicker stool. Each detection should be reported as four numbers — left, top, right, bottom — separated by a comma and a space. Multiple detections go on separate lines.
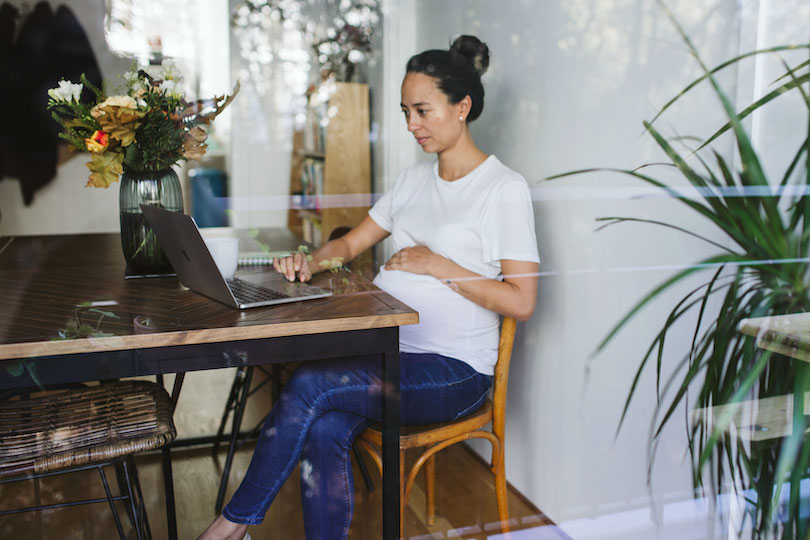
0, 380, 177, 539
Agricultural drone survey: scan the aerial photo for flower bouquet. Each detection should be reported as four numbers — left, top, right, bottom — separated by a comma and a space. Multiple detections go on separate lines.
47, 61, 239, 187
47, 62, 239, 274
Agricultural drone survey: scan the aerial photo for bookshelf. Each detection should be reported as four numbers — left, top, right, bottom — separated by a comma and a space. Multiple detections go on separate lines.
288, 82, 372, 249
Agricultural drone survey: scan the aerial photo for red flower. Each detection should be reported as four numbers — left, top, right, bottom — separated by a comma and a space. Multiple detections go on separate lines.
85, 130, 110, 153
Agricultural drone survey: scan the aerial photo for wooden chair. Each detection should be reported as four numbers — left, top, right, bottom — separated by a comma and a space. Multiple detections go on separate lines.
357, 316, 517, 536
0, 380, 176, 539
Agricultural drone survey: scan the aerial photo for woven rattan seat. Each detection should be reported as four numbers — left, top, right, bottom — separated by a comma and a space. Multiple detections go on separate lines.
0, 380, 176, 478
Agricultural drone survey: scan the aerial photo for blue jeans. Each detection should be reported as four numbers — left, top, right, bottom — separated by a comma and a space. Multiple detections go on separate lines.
222, 353, 492, 539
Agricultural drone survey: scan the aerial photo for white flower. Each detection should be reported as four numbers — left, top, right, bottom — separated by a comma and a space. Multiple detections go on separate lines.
97, 95, 138, 109
48, 80, 83, 102
159, 79, 181, 99
160, 59, 183, 82
68, 82, 83, 101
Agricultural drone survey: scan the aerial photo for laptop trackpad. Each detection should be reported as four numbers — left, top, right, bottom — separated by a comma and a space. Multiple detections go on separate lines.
237, 272, 330, 296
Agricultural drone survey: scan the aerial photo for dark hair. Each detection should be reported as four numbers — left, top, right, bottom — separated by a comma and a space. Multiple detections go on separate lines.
405, 35, 490, 122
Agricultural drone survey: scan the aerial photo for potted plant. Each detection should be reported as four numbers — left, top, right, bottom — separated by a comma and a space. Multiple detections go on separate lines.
551, 3, 809, 536
46, 62, 239, 273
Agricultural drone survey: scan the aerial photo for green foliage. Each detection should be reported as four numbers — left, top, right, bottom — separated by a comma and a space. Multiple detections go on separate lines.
80, 72, 105, 102
120, 78, 184, 172
51, 304, 120, 341
4, 360, 42, 389
123, 108, 184, 171
550, 1, 810, 536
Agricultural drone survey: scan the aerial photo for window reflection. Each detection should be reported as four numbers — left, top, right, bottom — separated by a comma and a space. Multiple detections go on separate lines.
1, 0, 808, 538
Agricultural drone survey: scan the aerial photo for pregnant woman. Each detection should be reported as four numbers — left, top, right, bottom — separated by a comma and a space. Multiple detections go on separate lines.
199, 34, 540, 540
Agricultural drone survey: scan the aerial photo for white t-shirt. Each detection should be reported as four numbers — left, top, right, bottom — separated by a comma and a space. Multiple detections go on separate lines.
369, 155, 540, 375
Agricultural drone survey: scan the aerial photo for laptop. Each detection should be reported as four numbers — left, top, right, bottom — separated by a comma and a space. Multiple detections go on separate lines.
140, 205, 333, 309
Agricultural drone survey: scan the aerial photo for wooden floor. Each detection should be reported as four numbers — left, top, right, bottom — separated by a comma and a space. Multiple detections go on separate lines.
0, 370, 566, 539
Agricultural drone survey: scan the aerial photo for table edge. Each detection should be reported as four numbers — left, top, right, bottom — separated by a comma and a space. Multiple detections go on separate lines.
0, 312, 419, 361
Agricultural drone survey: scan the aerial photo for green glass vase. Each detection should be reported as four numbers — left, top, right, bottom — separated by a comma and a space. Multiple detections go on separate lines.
119, 167, 183, 275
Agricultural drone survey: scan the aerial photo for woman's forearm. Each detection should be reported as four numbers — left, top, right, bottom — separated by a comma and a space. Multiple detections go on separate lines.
310, 216, 390, 275
309, 237, 354, 275
431, 258, 538, 321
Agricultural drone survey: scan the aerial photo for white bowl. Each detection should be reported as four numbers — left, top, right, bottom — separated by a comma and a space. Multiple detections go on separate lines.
204, 237, 239, 279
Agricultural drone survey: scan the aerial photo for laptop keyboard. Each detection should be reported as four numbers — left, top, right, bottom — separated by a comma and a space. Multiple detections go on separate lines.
227, 277, 289, 304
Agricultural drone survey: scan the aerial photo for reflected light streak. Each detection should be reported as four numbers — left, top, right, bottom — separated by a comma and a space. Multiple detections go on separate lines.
215, 184, 810, 215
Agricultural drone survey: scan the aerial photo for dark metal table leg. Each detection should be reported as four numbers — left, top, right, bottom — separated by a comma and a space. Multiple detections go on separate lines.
163, 372, 185, 540
215, 366, 254, 513
213, 368, 244, 456
381, 328, 400, 540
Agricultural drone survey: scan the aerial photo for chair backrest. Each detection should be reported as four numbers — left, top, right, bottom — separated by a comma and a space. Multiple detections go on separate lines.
491, 317, 517, 442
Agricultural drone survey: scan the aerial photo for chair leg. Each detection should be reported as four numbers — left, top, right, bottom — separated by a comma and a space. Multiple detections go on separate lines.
122, 458, 145, 540
425, 454, 436, 526
128, 456, 153, 540
98, 466, 128, 540
353, 444, 375, 491
493, 455, 510, 533
215, 365, 254, 513
32, 471, 42, 538
162, 446, 178, 540
114, 461, 136, 527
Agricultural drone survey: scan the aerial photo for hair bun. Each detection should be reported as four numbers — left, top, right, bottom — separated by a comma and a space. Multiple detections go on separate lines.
450, 35, 489, 76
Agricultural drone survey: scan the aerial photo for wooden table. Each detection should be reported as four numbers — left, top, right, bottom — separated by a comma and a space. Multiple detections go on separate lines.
0, 232, 418, 540
740, 313, 810, 363
699, 314, 810, 442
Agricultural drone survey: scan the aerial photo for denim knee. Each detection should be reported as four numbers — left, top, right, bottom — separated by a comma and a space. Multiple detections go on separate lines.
305, 411, 361, 451
282, 362, 343, 403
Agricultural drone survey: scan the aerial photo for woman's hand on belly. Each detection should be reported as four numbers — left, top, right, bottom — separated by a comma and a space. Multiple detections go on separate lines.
385, 247, 539, 321
384, 245, 447, 277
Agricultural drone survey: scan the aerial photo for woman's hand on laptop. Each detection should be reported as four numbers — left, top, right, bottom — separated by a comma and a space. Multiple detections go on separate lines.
273, 252, 311, 282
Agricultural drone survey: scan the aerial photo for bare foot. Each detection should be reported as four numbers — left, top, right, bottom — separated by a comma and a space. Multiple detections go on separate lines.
196, 515, 249, 540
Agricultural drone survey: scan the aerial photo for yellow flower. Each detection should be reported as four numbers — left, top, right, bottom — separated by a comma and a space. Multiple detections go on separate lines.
95, 95, 138, 109
90, 100, 145, 147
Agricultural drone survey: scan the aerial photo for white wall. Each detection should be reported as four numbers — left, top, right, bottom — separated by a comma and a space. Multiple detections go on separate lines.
397, 0, 808, 533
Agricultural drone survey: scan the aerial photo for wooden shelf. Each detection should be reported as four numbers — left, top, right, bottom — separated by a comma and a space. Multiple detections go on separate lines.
288, 82, 372, 248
